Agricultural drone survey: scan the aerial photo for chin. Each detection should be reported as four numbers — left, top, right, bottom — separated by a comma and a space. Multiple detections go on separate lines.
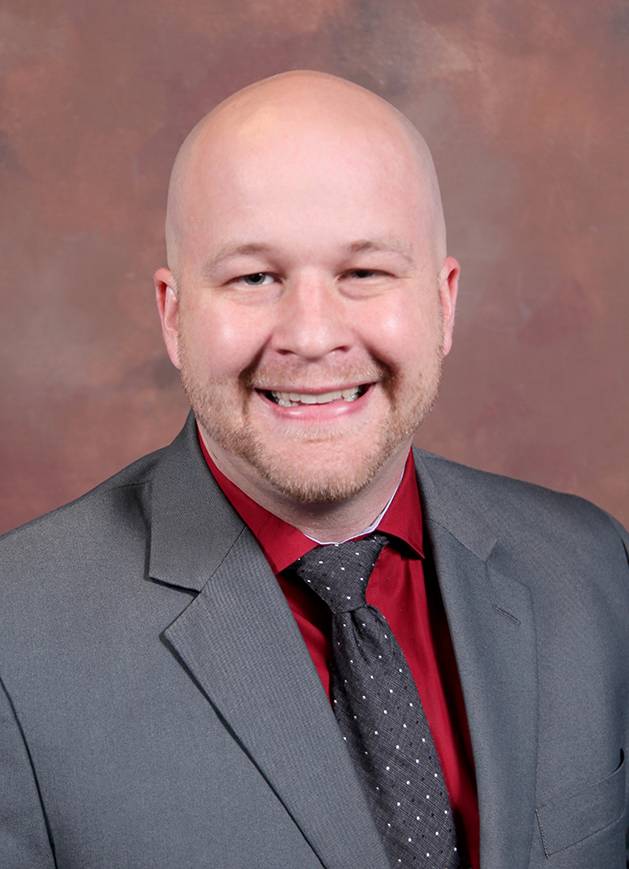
242, 436, 401, 505
257, 463, 373, 505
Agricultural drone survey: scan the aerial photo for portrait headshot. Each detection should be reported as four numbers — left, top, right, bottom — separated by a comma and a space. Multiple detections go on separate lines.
1, 4, 628, 869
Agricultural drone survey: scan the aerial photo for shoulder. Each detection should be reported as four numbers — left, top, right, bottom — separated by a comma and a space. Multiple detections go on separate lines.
413, 448, 629, 561
0, 445, 166, 576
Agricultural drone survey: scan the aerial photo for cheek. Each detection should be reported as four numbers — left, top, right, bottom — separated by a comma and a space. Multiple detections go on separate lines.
363, 304, 426, 360
183, 303, 269, 375
363, 297, 443, 375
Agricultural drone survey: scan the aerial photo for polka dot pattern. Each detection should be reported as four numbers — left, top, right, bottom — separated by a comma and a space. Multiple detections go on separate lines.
291, 534, 461, 868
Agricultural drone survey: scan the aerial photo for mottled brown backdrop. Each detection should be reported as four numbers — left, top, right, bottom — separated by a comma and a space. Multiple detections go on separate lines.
2, 0, 628, 532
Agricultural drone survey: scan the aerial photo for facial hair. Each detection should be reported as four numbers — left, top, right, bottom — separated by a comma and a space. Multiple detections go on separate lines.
179, 333, 444, 505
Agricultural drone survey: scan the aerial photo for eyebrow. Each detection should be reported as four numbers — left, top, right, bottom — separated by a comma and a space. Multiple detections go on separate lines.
201, 238, 414, 277
346, 239, 414, 264
201, 243, 274, 278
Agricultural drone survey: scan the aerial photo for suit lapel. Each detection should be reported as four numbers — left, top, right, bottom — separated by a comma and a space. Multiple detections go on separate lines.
150, 416, 390, 869
414, 450, 538, 869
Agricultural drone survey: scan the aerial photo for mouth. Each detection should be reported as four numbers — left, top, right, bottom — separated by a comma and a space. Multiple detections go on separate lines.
257, 383, 372, 408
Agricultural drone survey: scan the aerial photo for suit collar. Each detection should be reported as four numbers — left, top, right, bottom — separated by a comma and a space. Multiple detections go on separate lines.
412, 447, 497, 562
150, 419, 506, 588
148, 412, 245, 591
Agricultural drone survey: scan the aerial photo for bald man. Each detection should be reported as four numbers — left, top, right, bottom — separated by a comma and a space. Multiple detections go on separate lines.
0, 72, 627, 869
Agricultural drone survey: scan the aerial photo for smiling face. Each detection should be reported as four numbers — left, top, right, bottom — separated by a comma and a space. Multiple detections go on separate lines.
155, 72, 458, 509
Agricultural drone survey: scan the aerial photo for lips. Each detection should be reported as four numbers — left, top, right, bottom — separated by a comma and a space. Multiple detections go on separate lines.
263, 384, 369, 407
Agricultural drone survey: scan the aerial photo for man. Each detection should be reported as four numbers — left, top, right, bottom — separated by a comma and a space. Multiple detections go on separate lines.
0, 71, 627, 869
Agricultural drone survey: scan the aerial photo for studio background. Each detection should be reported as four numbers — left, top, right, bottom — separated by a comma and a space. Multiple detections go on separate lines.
2, 0, 628, 533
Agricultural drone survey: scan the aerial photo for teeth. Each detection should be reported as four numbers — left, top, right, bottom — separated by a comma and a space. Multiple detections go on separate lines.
269, 387, 362, 407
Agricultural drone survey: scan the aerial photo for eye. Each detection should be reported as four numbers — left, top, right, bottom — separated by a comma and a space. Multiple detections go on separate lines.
235, 272, 275, 287
345, 269, 383, 280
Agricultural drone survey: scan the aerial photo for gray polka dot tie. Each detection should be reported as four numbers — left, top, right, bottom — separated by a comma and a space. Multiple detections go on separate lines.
290, 534, 461, 868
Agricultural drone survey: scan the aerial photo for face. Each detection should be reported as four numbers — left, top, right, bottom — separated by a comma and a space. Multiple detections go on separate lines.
156, 110, 458, 506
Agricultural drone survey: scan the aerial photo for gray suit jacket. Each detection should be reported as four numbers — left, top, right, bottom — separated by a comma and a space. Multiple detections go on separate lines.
1, 414, 627, 868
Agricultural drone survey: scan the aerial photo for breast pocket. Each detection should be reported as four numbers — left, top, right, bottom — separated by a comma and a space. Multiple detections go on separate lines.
535, 750, 626, 857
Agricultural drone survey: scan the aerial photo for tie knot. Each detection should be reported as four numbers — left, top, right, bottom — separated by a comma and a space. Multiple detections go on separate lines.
289, 533, 388, 613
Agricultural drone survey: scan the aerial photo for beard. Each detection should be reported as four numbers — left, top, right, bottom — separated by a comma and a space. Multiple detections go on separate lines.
179, 340, 443, 505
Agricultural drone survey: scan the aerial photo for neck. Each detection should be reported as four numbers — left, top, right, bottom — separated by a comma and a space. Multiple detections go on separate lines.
201, 432, 410, 543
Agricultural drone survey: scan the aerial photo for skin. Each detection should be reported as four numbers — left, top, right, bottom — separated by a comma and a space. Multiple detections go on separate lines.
154, 70, 459, 541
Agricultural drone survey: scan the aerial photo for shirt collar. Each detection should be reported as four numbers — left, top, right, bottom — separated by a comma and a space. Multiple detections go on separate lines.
197, 426, 424, 574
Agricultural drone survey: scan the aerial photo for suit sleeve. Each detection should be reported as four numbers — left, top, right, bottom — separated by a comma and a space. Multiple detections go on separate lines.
604, 514, 629, 868
0, 676, 56, 868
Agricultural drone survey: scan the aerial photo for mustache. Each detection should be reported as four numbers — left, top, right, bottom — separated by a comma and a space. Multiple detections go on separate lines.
241, 360, 392, 391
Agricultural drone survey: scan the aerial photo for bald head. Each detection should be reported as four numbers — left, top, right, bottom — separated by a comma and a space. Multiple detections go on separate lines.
164, 70, 446, 282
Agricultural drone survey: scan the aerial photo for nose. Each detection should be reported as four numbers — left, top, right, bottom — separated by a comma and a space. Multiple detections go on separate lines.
270, 272, 352, 360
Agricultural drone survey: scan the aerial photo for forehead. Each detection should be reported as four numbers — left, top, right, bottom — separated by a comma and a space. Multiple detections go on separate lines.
175, 103, 435, 263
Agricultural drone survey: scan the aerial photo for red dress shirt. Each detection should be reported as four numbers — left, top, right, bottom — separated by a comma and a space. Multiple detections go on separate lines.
199, 434, 479, 868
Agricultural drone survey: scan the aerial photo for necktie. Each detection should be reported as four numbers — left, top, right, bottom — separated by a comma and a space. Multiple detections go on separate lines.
289, 534, 461, 868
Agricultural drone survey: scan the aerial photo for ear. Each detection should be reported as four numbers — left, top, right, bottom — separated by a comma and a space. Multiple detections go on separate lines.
437, 256, 460, 357
153, 267, 182, 370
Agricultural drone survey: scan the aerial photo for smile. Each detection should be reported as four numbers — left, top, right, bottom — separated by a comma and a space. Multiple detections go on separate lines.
260, 384, 371, 407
